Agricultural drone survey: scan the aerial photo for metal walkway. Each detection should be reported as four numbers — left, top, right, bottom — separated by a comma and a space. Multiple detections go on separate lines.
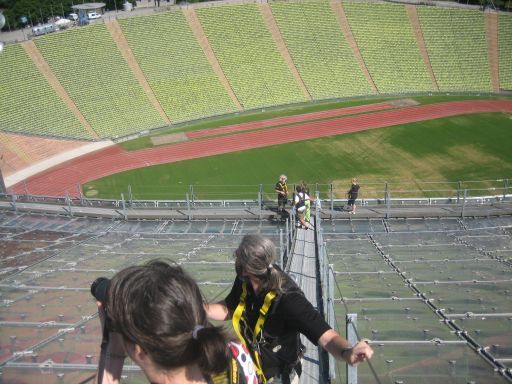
287, 222, 323, 384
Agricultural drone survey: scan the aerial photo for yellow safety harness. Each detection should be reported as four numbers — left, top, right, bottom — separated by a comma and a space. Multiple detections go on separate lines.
209, 356, 241, 384
232, 282, 278, 383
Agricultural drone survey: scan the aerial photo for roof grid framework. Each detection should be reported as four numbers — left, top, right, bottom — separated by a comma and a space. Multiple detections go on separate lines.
325, 225, 512, 383
0, 213, 511, 382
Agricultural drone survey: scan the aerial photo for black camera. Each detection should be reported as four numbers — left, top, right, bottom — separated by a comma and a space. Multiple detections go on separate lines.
90, 277, 110, 303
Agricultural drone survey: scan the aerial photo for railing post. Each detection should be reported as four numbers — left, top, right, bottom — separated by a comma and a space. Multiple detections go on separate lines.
128, 184, 133, 206
346, 314, 358, 384
11, 193, 17, 212
330, 183, 334, 219
457, 181, 462, 204
328, 264, 336, 381
258, 191, 262, 211
121, 193, 127, 220
386, 190, 391, 219
384, 182, 388, 204
461, 189, 467, 219
189, 185, 194, 205
285, 218, 290, 265
279, 229, 284, 268
186, 193, 191, 220
65, 191, 72, 217
504, 179, 509, 200
77, 184, 84, 206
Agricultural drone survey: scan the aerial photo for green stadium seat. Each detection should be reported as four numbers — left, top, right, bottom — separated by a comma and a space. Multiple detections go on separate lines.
196, 4, 307, 109
35, 24, 166, 139
498, 14, 512, 91
119, 11, 239, 123
0, 44, 91, 139
417, 7, 492, 92
343, 2, 434, 94
270, 1, 375, 100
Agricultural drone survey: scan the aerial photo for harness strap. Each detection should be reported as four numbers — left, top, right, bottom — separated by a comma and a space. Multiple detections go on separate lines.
232, 282, 278, 384
232, 283, 247, 349
209, 355, 241, 384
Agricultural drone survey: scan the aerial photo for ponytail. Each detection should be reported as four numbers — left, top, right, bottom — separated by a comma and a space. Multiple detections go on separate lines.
192, 324, 231, 375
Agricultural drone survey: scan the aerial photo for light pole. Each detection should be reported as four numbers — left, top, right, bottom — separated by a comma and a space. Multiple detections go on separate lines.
0, 14, 7, 193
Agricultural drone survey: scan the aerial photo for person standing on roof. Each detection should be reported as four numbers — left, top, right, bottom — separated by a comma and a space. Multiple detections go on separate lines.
347, 178, 360, 215
205, 234, 373, 384
275, 175, 289, 216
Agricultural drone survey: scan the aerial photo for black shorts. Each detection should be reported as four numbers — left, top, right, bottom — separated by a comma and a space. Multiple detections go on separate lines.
278, 196, 288, 205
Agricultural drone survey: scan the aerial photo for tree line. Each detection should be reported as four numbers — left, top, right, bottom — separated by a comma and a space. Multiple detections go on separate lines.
0, 0, 127, 30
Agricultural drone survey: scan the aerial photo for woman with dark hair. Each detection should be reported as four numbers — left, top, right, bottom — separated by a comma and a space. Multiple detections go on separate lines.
95, 260, 257, 384
206, 235, 373, 384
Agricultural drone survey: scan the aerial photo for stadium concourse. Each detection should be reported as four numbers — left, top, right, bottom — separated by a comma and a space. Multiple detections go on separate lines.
0, 199, 511, 383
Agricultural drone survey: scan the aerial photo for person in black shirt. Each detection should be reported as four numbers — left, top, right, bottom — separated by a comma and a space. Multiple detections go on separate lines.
347, 178, 360, 215
206, 234, 373, 383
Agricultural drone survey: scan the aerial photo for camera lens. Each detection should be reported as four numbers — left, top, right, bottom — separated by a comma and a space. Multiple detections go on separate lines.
90, 277, 110, 303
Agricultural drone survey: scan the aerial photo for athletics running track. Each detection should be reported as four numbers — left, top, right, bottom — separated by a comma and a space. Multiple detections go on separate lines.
10, 100, 512, 197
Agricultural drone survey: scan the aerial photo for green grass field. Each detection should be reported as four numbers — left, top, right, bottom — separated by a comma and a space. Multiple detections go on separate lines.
84, 97, 512, 200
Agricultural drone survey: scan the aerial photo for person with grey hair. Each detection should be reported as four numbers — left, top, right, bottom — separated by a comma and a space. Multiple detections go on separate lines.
206, 235, 373, 384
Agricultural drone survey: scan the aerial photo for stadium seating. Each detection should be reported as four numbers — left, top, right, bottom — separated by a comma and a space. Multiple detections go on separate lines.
119, 12, 239, 123
196, 4, 308, 109
417, 7, 492, 92
270, 1, 374, 99
498, 14, 512, 90
0, 2, 504, 146
0, 44, 91, 139
342, 2, 434, 94
34, 24, 166, 139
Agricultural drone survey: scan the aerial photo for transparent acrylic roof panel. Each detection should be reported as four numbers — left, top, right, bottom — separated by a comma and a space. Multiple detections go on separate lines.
384, 245, 481, 261
332, 344, 510, 384
0, 326, 57, 364
417, 282, 512, 314
321, 219, 387, 234
333, 301, 458, 342
464, 216, 512, 229
452, 317, 512, 360
372, 231, 458, 246
396, 259, 511, 283
1, 319, 146, 383
111, 220, 163, 233
425, 218, 463, 231
0, 288, 94, 324
179, 248, 236, 263
325, 238, 378, 255
199, 283, 233, 302
333, 272, 414, 299
329, 255, 393, 273
181, 263, 235, 284
458, 234, 512, 252
0, 367, 146, 384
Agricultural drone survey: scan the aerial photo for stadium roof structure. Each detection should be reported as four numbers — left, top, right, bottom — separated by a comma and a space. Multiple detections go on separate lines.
0, 199, 511, 383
